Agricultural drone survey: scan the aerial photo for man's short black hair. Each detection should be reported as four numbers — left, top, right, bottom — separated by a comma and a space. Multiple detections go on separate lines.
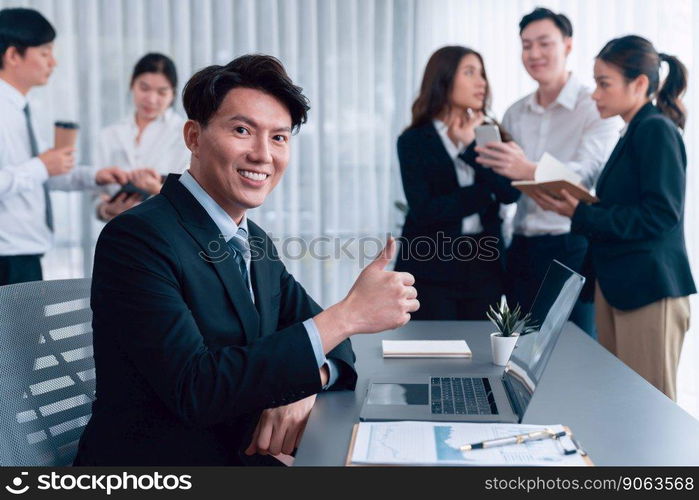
519, 7, 573, 38
182, 54, 310, 132
0, 8, 56, 69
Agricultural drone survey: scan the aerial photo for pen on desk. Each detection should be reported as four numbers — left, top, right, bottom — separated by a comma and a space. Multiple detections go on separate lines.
570, 436, 588, 456
460, 429, 567, 451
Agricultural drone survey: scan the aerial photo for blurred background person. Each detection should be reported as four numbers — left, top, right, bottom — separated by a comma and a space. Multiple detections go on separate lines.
530, 35, 695, 401
0, 7, 126, 286
476, 7, 620, 338
394, 46, 519, 320
96, 53, 188, 221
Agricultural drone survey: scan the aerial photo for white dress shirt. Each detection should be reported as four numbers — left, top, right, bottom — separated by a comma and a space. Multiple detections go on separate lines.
502, 73, 621, 236
0, 78, 96, 256
433, 119, 483, 234
97, 108, 189, 186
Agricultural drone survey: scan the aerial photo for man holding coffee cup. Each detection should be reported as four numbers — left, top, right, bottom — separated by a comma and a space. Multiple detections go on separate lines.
0, 7, 129, 285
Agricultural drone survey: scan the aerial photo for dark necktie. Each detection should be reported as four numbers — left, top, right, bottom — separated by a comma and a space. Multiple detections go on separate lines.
227, 227, 252, 298
23, 104, 53, 231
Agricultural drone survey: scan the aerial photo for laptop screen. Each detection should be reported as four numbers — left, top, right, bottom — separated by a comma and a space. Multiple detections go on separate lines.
503, 260, 585, 415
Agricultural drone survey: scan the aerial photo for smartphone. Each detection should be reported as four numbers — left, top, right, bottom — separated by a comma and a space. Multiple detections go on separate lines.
108, 182, 150, 203
475, 124, 502, 147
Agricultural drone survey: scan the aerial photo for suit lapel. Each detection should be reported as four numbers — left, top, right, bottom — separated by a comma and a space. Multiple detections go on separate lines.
161, 175, 260, 344
596, 103, 657, 194
595, 135, 628, 193
422, 123, 460, 186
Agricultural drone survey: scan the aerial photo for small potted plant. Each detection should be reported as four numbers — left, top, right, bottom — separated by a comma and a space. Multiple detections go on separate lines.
487, 297, 539, 366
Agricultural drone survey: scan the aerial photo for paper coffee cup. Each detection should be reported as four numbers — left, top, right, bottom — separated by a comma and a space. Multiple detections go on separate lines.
54, 121, 79, 149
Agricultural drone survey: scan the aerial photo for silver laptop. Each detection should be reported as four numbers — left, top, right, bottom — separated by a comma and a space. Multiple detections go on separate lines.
359, 260, 585, 423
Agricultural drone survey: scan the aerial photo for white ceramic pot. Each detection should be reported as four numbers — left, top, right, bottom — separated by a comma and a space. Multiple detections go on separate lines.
490, 332, 519, 366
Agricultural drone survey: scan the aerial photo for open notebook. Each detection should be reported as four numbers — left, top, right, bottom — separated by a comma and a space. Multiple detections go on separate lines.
512, 153, 599, 204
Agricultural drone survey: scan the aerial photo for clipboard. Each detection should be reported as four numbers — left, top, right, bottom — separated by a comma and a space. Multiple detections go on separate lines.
345, 423, 594, 466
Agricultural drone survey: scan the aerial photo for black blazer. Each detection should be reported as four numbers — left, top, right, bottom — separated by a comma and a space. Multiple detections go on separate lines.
572, 103, 696, 310
394, 121, 520, 289
74, 175, 357, 466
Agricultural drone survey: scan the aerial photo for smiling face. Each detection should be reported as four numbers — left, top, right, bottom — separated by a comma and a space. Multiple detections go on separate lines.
520, 19, 571, 84
184, 87, 292, 223
591, 58, 648, 121
131, 72, 175, 122
449, 53, 487, 111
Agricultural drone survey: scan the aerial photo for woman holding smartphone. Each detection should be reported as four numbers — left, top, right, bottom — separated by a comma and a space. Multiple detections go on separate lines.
531, 36, 695, 400
394, 46, 520, 320
96, 53, 189, 221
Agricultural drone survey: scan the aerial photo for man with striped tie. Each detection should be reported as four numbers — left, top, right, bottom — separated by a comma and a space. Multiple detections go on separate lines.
0, 7, 128, 286
77, 54, 419, 466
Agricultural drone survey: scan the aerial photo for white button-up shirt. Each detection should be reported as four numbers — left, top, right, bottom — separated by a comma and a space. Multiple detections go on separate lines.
433, 119, 483, 234
97, 108, 189, 184
0, 78, 96, 256
502, 74, 620, 236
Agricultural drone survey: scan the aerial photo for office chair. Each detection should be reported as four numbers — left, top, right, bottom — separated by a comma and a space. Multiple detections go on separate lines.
0, 278, 94, 466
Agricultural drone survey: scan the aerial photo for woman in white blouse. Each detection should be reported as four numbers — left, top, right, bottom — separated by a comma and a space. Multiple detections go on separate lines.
96, 53, 189, 221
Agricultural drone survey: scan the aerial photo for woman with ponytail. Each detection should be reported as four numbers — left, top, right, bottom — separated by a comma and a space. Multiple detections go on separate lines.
394, 46, 520, 320
530, 35, 695, 401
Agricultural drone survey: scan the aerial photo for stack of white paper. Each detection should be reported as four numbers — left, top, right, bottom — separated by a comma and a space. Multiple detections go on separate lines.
382, 340, 472, 358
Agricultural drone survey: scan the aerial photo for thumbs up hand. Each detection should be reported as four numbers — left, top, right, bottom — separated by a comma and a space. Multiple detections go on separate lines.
341, 236, 419, 334
311, 235, 420, 356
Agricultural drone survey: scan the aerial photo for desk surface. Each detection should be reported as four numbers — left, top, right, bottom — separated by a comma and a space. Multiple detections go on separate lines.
294, 321, 699, 466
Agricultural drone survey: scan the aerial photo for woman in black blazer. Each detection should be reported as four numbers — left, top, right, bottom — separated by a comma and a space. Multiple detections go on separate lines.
532, 36, 695, 401
395, 46, 520, 320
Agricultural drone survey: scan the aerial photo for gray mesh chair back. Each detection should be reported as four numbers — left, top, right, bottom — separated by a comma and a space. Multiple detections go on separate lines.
0, 278, 94, 466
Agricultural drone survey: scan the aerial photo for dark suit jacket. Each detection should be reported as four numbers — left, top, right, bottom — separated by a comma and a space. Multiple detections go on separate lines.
74, 175, 357, 466
394, 121, 520, 293
572, 103, 696, 310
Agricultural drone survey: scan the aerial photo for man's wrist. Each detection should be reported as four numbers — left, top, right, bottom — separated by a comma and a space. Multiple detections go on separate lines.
313, 301, 354, 353
95, 169, 108, 185
332, 299, 357, 336
320, 364, 329, 387
38, 157, 53, 176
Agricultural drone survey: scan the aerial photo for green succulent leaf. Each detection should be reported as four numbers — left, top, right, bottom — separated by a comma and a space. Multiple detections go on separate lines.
487, 298, 539, 337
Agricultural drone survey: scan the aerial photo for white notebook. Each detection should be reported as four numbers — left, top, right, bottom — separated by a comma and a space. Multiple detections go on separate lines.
382, 340, 471, 358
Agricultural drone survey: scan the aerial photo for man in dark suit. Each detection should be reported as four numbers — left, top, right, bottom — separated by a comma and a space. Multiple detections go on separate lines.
74, 55, 419, 465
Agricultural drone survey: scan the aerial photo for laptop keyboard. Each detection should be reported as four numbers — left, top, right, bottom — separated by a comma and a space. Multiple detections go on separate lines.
430, 377, 498, 415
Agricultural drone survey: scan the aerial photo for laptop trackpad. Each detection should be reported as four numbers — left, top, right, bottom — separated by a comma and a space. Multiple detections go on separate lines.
366, 383, 429, 405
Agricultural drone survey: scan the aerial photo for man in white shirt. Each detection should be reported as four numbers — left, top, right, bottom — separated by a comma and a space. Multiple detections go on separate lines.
476, 8, 619, 337
0, 7, 127, 285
